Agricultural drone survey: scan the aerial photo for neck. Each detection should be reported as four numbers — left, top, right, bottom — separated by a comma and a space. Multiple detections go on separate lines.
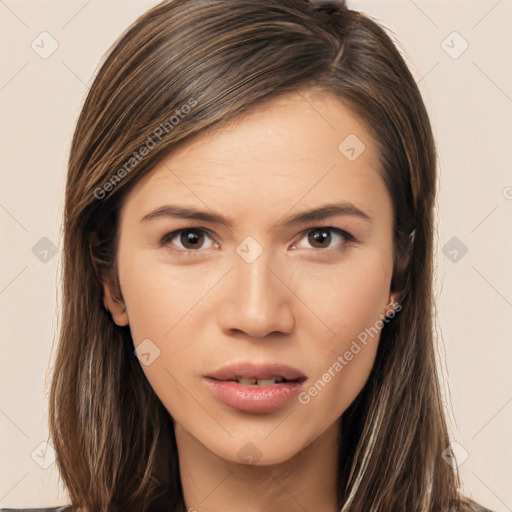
174, 420, 340, 512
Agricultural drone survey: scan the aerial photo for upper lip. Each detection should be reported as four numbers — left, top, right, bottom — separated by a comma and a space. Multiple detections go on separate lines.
205, 362, 307, 382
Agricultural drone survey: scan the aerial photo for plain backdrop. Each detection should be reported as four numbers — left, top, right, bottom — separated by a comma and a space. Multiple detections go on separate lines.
1, 0, 511, 509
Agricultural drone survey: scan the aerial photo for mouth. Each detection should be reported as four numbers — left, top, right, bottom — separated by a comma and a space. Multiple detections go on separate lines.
203, 362, 307, 413
211, 375, 305, 386
204, 362, 307, 384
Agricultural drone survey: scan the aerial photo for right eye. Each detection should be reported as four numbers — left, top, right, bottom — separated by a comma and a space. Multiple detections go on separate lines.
161, 228, 219, 256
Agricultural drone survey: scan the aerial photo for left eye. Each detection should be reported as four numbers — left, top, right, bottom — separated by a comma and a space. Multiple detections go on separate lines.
161, 226, 354, 255
292, 227, 354, 251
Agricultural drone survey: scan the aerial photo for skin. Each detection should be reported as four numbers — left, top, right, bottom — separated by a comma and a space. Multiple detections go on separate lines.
103, 89, 399, 512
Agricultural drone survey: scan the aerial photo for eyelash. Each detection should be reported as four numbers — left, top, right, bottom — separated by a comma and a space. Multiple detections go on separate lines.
160, 226, 356, 258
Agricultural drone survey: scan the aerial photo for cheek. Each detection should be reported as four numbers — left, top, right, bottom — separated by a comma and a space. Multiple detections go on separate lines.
301, 248, 392, 349
295, 250, 392, 411
117, 252, 224, 418
118, 247, 217, 342
119, 277, 202, 423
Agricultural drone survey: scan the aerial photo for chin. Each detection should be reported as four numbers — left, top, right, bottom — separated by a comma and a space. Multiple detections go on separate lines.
202, 428, 316, 468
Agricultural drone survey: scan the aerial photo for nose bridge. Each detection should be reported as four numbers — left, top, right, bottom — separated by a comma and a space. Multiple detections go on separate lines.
217, 237, 295, 337
236, 246, 277, 312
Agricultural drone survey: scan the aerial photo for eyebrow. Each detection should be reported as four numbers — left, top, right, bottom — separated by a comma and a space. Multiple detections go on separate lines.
140, 202, 373, 229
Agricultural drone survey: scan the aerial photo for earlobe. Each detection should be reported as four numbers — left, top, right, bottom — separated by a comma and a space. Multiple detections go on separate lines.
384, 294, 399, 318
103, 281, 129, 326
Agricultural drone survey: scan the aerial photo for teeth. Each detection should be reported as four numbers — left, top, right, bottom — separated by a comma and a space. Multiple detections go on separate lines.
256, 378, 280, 386
236, 376, 285, 386
238, 378, 257, 385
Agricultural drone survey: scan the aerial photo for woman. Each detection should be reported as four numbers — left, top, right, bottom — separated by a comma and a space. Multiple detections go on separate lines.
8, 0, 493, 511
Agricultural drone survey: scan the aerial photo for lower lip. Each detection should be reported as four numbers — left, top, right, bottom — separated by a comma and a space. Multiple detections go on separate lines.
203, 378, 303, 413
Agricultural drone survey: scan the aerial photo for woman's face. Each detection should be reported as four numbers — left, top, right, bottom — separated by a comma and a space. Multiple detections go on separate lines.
104, 89, 396, 465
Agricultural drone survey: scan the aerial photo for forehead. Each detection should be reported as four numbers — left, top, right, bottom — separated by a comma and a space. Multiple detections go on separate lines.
166, 90, 378, 172
120, 90, 389, 225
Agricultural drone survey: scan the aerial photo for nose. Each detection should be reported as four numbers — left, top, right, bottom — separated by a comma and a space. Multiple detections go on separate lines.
216, 248, 295, 339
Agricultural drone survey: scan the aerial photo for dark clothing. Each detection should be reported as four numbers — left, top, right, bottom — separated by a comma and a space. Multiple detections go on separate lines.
1, 505, 495, 512
1, 508, 72, 511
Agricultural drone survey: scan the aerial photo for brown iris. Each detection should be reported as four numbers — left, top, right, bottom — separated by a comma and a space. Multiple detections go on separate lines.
307, 228, 332, 248
180, 229, 206, 250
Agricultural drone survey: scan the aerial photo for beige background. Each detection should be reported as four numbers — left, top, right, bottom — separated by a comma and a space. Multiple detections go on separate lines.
1, 0, 511, 509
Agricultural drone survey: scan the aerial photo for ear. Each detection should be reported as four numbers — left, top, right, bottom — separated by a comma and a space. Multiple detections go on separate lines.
102, 272, 129, 327
388, 229, 415, 309
382, 293, 400, 318
89, 232, 129, 327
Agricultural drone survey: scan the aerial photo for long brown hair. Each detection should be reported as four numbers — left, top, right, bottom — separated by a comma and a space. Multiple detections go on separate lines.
49, 1, 490, 511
